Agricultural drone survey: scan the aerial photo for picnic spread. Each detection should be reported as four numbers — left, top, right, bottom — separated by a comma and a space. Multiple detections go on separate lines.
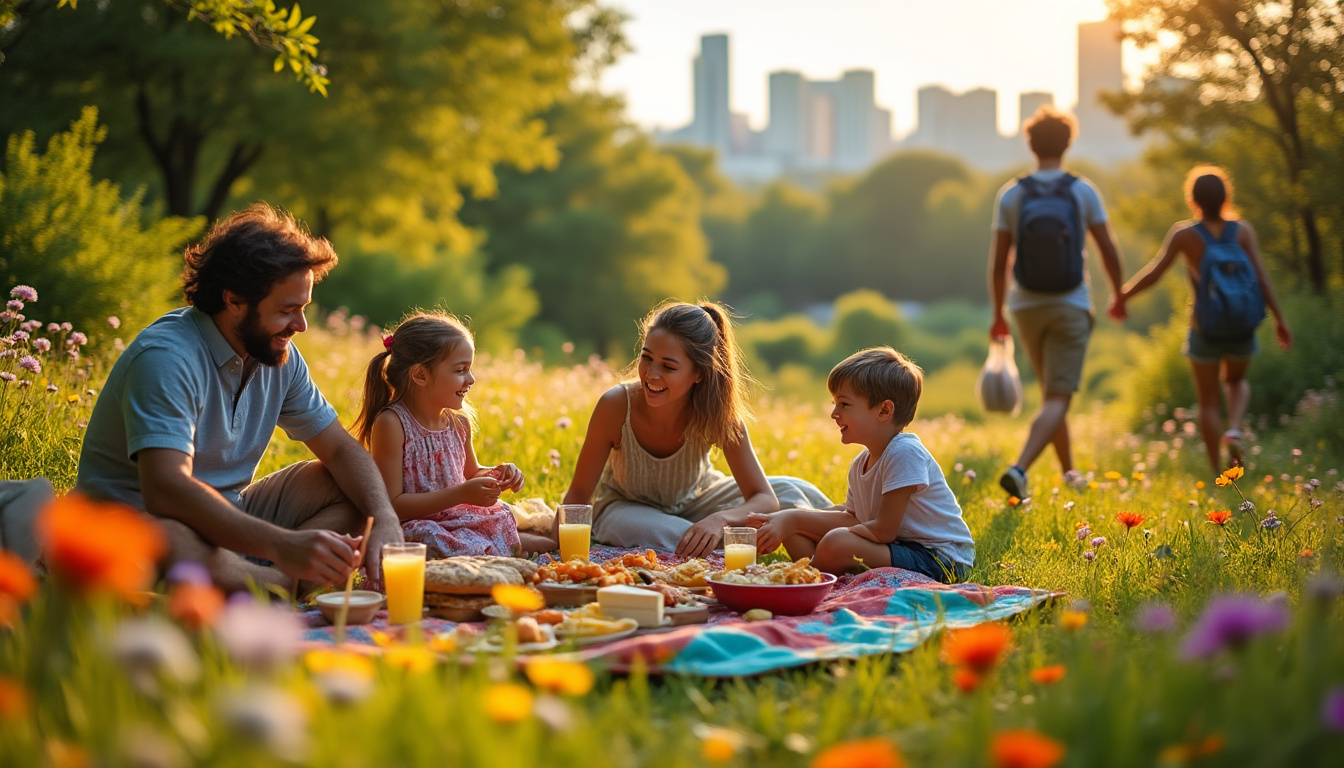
302, 546, 1058, 676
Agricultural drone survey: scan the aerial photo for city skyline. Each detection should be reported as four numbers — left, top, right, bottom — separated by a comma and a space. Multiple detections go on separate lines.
600, 0, 1153, 137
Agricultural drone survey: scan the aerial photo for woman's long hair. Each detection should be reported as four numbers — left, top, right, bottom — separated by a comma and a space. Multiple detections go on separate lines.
627, 300, 756, 448
353, 312, 473, 448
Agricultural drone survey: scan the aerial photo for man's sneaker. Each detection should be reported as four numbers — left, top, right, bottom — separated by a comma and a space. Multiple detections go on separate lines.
1064, 469, 1087, 489
999, 466, 1028, 499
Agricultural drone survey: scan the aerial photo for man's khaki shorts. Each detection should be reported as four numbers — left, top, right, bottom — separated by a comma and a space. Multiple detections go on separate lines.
1011, 304, 1094, 395
239, 460, 356, 531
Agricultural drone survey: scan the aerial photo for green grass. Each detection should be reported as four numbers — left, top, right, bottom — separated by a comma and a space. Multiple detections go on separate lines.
3, 314, 1343, 767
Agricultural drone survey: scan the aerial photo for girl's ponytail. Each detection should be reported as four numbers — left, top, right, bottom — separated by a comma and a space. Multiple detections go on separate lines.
353, 350, 394, 448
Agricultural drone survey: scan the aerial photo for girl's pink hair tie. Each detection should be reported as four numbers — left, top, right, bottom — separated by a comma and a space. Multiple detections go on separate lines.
382, 335, 394, 350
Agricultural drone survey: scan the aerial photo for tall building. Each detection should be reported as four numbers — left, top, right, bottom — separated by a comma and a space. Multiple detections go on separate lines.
835, 70, 877, 170
1073, 19, 1136, 162
909, 85, 1012, 168
765, 71, 808, 158
692, 33, 731, 154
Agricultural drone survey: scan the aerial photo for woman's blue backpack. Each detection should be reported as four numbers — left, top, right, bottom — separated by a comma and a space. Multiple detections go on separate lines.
1193, 221, 1265, 341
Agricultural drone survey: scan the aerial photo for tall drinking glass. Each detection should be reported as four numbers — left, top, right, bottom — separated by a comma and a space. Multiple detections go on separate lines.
382, 542, 427, 625
723, 527, 757, 571
557, 504, 593, 563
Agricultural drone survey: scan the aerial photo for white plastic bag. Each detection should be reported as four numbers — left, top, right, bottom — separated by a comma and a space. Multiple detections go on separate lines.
976, 337, 1023, 415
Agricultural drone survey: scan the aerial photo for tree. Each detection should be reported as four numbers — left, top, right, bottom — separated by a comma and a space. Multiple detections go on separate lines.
1107, 0, 1344, 292
0, 0, 610, 252
0, 109, 200, 338
460, 92, 723, 353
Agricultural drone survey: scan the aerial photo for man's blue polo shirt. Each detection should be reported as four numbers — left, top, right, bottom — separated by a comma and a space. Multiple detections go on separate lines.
76, 307, 339, 510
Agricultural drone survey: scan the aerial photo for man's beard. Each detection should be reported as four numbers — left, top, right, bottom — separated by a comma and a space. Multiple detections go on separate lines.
239, 305, 292, 366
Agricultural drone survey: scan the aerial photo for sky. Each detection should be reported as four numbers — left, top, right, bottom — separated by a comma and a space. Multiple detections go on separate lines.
599, 0, 1152, 138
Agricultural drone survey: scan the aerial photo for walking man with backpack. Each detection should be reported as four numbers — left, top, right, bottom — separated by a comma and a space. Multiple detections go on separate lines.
1114, 166, 1292, 474
989, 107, 1127, 499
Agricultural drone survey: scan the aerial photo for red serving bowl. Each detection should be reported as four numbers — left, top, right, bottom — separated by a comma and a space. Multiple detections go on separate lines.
706, 573, 838, 617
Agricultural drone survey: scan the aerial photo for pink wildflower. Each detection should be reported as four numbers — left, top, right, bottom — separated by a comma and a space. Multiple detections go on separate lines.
11, 330, 28, 343
32, 338, 50, 353
0, 372, 14, 383
60, 322, 72, 332
0, 311, 13, 324
107, 316, 121, 329
9, 286, 36, 302
69, 332, 87, 346
46, 323, 59, 333
4, 300, 21, 312
17, 356, 40, 374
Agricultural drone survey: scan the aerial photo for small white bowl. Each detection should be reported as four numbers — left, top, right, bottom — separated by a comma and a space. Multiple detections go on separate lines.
315, 590, 384, 625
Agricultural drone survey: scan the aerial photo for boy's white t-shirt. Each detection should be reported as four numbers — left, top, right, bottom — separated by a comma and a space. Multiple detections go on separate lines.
844, 432, 976, 567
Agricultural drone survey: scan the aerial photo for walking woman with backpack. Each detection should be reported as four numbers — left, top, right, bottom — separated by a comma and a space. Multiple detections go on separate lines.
1115, 166, 1292, 474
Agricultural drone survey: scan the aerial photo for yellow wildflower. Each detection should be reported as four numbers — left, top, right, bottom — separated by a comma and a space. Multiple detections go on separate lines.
483, 683, 533, 724
304, 649, 375, 680
491, 584, 545, 613
1104, 471, 1122, 480
1059, 609, 1088, 631
382, 644, 435, 674
525, 658, 595, 696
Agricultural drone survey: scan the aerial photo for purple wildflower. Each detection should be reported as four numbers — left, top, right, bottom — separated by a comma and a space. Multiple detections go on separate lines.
1323, 688, 1344, 732
1134, 602, 1177, 634
1076, 525, 1091, 541
5, 300, 22, 312
166, 561, 213, 587
9, 285, 37, 302
215, 598, 303, 669
32, 338, 50, 353
1090, 536, 1107, 548
1082, 550, 1096, 562
1180, 594, 1291, 659
1260, 512, 1282, 530
1240, 499, 1257, 513
17, 355, 40, 373
11, 330, 28, 343
0, 311, 13, 324
0, 372, 14, 383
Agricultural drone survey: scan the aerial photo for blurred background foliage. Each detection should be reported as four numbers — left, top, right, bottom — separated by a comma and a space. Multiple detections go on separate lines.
0, 0, 1340, 451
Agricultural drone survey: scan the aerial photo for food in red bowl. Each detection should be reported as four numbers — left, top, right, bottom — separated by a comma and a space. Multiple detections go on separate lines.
706, 572, 838, 617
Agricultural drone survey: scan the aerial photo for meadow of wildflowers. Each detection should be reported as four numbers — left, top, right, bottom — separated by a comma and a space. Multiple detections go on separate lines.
2, 296, 1343, 767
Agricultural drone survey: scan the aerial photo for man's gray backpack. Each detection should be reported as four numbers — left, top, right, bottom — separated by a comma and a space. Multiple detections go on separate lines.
1013, 173, 1085, 293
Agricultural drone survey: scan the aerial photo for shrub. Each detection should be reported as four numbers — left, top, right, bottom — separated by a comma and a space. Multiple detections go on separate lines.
0, 108, 200, 340
827, 290, 906, 360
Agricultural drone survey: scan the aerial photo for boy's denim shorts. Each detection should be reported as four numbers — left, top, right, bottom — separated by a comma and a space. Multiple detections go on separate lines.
888, 540, 970, 583
1184, 328, 1258, 365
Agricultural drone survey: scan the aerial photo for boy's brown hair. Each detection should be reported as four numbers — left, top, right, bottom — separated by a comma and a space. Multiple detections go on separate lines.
1023, 106, 1076, 160
827, 347, 924, 429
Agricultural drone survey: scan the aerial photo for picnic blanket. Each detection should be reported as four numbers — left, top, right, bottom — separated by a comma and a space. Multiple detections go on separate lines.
302, 546, 1058, 677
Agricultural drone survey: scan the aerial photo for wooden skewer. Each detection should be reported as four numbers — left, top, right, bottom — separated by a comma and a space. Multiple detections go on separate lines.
333, 516, 376, 646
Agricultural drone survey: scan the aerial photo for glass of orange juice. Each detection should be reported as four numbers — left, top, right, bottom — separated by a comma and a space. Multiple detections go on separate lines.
382, 542, 427, 625
557, 504, 593, 563
723, 527, 757, 571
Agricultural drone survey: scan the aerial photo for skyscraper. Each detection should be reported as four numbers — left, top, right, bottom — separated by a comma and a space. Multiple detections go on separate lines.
1074, 19, 1135, 162
692, 33, 732, 154
835, 69, 877, 169
765, 71, 808, 158
1018, 91, 1054, 130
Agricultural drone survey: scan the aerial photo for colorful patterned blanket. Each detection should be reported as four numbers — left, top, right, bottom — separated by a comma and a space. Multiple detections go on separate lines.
302, 546, 1058, 677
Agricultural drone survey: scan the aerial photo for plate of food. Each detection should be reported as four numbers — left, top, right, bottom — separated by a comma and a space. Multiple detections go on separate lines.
706, 558, 837, 616
551, 603, 640, 646
422, 555, 541, 619
532, 558, 643, 607
469, 615, 559, 654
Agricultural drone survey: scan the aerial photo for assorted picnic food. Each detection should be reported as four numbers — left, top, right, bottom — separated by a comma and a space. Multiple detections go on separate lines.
711, 558, 826, 585
708, 558, 838, 617
422, 555, 542, 620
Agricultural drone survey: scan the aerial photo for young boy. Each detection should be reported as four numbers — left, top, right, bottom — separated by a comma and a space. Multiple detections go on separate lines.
749, 347, 975, 582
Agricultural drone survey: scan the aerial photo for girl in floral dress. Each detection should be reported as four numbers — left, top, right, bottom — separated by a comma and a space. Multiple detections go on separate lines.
354, 312, 554, 558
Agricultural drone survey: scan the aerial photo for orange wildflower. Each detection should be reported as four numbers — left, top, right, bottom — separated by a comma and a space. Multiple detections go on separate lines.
812, 738, 907, 768
952, 667, 981, 693
697, 726, 748, 763
45, 739, 91, 768
991, 729, 1066, 768
1115, 512, 1146, 530
940, 623, 1012, 672
1205, 510, 1231, 526
1007, 496, 1021, 507
1298, 549, 1314, 560
1158, 733, 1225, 764
525, 658, 595, 696
1059, 609, 1089, 631
1029, 665, 1066, 685
167, 582, 225, 630
0, 676, 30, 720
0, 551, 36, 603
36, 494, 166, 601
1195, 481, 1205, 489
